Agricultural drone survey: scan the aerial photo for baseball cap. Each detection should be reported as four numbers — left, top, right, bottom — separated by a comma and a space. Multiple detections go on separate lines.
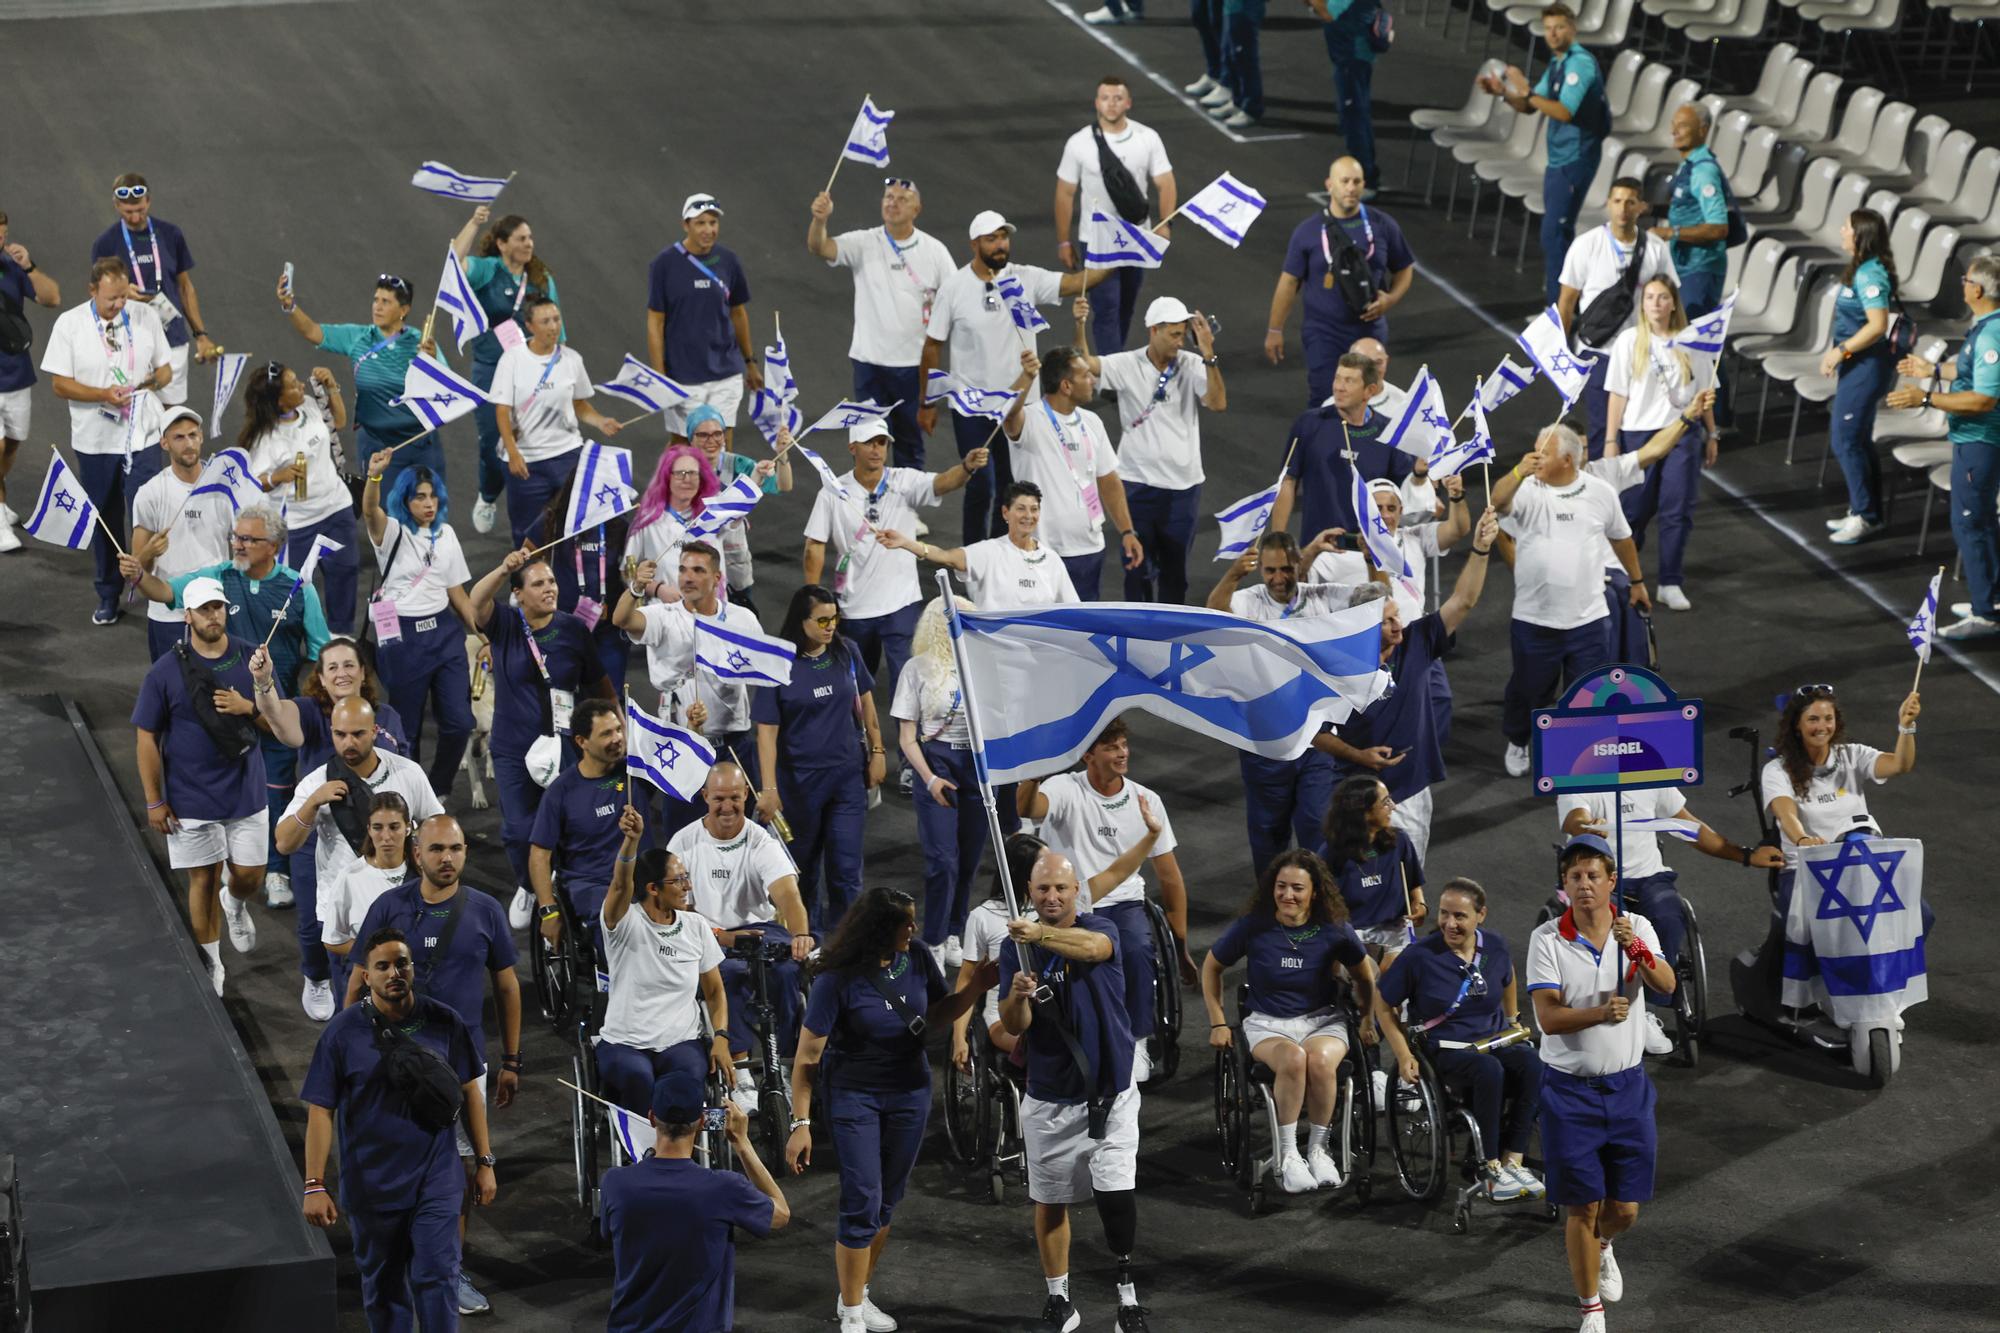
159, 406, 204, 435
1366, 477, 1402, 499
1560, 832, 1616, 865
181, 576, 228, 610
967, 210, 1015, 240
651, 1069, 706, 1124
847, 417, 893, 444
681, 193, 724, 220
1143, 296, 1192, 327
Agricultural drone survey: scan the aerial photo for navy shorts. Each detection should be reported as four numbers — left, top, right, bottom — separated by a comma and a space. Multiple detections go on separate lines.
1539, 1066, 1656, 1206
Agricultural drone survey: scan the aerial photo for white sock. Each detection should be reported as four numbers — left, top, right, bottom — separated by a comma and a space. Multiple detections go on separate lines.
1306, 1123, 1331, 1153
1599, 1239, 1613, 1254
1047, 1274, 1069, 1298
200, 940, 221, 967
841, 1300, 864, 1314
1118, 1281, 1138, 1308
1278, 1121, 1299, 1156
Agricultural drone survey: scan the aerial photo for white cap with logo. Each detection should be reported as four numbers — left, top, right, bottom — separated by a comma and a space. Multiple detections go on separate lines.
966, 210, 1015, 240
847, 418, 893, 444
681, 193, 724, 220
181, 576, 229, 611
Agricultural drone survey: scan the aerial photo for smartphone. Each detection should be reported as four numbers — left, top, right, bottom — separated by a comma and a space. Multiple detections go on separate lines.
701, 1106, 728, 1131
1328, 532, 1363, 551
281, 261, 294, 294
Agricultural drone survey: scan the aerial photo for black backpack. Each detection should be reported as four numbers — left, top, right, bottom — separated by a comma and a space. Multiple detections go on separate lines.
1575, 235, 1648, 349
1092, 126, 1152, 226
1325, 217, 1380, 318
172, 641, 259, 760
368, 1000, 465, 1135
0, 279, 30, 357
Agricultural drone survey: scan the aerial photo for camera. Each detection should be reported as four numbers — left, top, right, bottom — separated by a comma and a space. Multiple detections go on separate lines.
701, 1106, 728, 1132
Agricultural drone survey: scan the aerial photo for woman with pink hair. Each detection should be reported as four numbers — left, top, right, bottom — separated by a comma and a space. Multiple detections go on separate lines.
628, 442, 719, 571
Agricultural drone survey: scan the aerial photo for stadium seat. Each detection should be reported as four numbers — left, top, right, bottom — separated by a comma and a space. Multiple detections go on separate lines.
1730, 43, 1803, 119
1901, 220, 1966, 309
1905, 127, 1978, 213
1610, 62, 1676, 139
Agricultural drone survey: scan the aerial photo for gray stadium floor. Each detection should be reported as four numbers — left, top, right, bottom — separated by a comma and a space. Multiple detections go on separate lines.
1, 1, 1996, 1328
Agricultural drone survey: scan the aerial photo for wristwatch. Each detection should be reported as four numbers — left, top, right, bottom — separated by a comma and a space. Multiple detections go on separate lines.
476, 1154, 497, 1168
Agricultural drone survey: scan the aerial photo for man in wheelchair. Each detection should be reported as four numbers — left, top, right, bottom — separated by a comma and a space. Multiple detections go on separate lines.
529, 698, 634, 957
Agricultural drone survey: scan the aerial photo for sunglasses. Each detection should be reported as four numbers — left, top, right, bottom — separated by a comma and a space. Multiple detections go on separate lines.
1793, 683, 1836, 698
114, 185, 148, 201
982, 281, 999, 312
884, 177, 917, 192
809, 614, 840, 628
686, 198, 720, 215
377, 274, 412, 299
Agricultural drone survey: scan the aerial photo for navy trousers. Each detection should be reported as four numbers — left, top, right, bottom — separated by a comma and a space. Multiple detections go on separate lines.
75, 446, 163, 605
1678, 269, 1731, 425
285, 504, 360, 635
1095, 899, 1159, 1044
844, 600, 919, 698
1540, 154, 1601, 305
1619, 424, 1703, 588
830, 1082, 931, 1247
1829, 352, 1895, 524
348, 1188, 462, 1333
1434, 1042, 1543, 1159
1090, 267, 1146, 354
852, 361, 924, 470
146, 617, 183, 661
596, 1036, 708, 1114
1622, 869, 1684, 1007
1240, 749, 1334, 876
780, 760, 867, 933
1062, 551, 1105, 602
504, 451, 580, 548
1329, 56, 1377, 187
915, 742, 989, 946
471, 352, 504, 504
1501, 616, 1612, 745
1192, 0, 1226, 78
290, 836, 330, 984
263, 737, 296, 876
1122, 481, 1201, 604
1223, 0, 1266, 118
1953, 440, 2000, 618
1581, 357, 1612, 459
492, 745, 543, 890
376, 613, 477, 798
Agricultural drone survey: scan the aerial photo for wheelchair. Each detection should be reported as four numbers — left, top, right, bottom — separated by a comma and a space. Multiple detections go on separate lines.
725, 929, 803, 1173
1212, 984, 1375, 1214
942, 1015, 1029, 1204
1141, 898, 1184, 1083
1384, 1028, 1559, 1233
529, 872, 609, 1034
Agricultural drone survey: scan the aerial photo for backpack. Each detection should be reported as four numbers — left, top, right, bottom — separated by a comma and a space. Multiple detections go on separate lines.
1366, 0, 1395, 53
1091, 126, 1152, 226
1575, 233, 1648, 350
0, 275, 30, 358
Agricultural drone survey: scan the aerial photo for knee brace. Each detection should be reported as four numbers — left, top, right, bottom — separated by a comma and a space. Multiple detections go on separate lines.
1094, 1187, 1138, 1258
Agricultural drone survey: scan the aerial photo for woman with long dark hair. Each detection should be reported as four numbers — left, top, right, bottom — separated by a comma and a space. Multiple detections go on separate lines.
320, 790, 417, 1006
754, 584, 886, 932
787, 886, 996, 1333
1820, 209, 1901, 545
1764, 683, 1921, 899
1323, 774, 1426, 965
452, 205, 560, 534
240, 360, 360, 632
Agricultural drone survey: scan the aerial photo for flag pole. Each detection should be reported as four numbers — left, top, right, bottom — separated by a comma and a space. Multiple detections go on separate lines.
1148, 201, 1188, 237
1914, 564, 1944, 691
826, 98, 866, 195
489, 170, 519, 206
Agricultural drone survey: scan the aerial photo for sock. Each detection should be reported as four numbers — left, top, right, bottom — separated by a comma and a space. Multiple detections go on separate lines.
1306, 1123, 1331, 1153
1118, 1281, 1138, 1308
200, 940, 221, 967
1047, 1274, 1069, 1299
1278, 1121, 1299, 1157
1580, 1295, 1603, 1313
840, 1300, 864, 1325
1599, 1240, 1614, 1254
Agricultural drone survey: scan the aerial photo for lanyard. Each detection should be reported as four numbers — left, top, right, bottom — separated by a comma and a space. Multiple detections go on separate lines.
396, 529, 443, 603
354, 330, 402, 370
1320, 206, 1376, 269
1604, 224, 1629, 268
521, 348, 564, 417
121, 223, 163, 294
573, 524, 607, 596
879, 227, 935, 319
516, 608, 554, 686
923, 685, 963, 742
1123, 356, 1180, 431
676, 243, 732, 302
1417, 940, 1488, 1031
1040, 402, 1096, 500
100, 310, 136, 381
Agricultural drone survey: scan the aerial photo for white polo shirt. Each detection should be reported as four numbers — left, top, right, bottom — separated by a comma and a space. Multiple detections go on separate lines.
1760, 743, 1886, 867
41, 299, 171, 455
802, 466, 937, 620
1558, 226, 1678, 353
131, 469, 232, 625
493, 343, 594, 462
1526, 909, 1664, 1076
1035, 771, 1177, 910
927, 263, 1063, 405
597, 904, 726, 1050
830, 226, 956, 367
630, 599, 758, 736
1007, 402, 1117, 558
1229, 580, 1360, 621
1057, 120, 1172, 229
665, 819, 796, 929
246, 402, 346, 527
371, 521, 472, 619
1499, 472, 1628, 629
1603, 326, 1699, 433
1554, 788, 1689, 881
282, 751, 444, 891
1096, 348, 1209, 490
958, 536, 1078, 610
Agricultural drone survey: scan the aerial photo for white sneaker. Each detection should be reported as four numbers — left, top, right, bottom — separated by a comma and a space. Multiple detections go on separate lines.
1657, 584, 1691, 612
1207, 100, 1238, 120
1221, 109, 1259, 129
1578, 1305, 1606, 1333
1306, 1145, 1344, 1188
1371, 1067, 1388, 1112
508, 886, 535, 930
732, 1065, 760, 1115
1597, 1245, 1624, 1302
472, 496, 498, 534
943, 934, 965, 968
1277, 1153, 1318, 1194
221, 888, 257, 953
1642, 1010, 1675, 1056
1082, 4, 1122, 22
302, 978, 335, 1022
1185, 73, 1218, 95
1, 502, 16, 524
264, 872, 294, 909
1199, 85, 1235, 108
1504, 742, 1532, 777
1508, 1162, 1546, 1198
839, 1314, 867, 1333
1938, 614, 2000, 640
210, 957, 226, 997
1951, 601, 1971, 618
1827, 513, 1883, 545
859, 1290, 898, 1332
1488, 1167, 1526, 1201
1825, 512, 1854, 530
0, 517, 20, 553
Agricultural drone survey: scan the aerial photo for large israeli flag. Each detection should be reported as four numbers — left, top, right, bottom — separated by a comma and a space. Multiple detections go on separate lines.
953, 601, 1387, 783
626, 699, 716, 801
1783, 837, 1927, 1026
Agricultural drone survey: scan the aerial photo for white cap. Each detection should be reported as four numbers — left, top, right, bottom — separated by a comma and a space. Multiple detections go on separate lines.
1366, 477, 1402, 498
967, 210, 1015, 240
160, 405, 204, 434
847, 418, 893, 444
181, 576, 228, 610
1143, 296, 1192, 327
681, 192, 724, 220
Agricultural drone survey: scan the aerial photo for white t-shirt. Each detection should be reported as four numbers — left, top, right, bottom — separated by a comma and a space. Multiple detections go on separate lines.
1582, 454, 1644, 571
631, 599, 758, 736
1096, 348, 1208, 490
246, 403, 346, 527
891, 659, 971, 748
282, 751, 444, 891
131, 469, 232, 625
1035, 771, 1177, 910
321, 859, 411, 950
962, 898, 1014, 1027
1057, 120, 1172, 230
927, 263, 1063, 404
1499, 472, 1629, 629
372, 521, 471, 619
41, 300, 171, 456
830, 226, 956, 367
1555, 787, 1689, 881
627, 509, 692, 573
1603, 326, 1698, 433
1229, 581, 1360, 621
1007, 402, 1117, 557
598, 904, 725, 1050
802, 467, 937, 620
1760, 743, 1887, 867
1558, 227, 1678, 353
959, 536, 1079, 610
1332, 378, 1410, 423
493, 343, 594, 462
1310, 523, 1440, 622
1526, 910, 1665, 1076
666, 819, 796, 929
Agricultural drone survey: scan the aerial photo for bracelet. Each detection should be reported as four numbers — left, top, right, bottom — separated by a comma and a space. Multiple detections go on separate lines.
1266, 327, 1283, 334
869, 746, 885, 754
304, 1177, 324, 1188
280, 301, 296, 314
1898, 724, 1917, 736
191, 328, 207, 338
1211, 1023, 1229, 1029
23, 260, 35, 274
255, 679, 275, 694
290, 812, 315, 833
616, 853, 637, 864
1840, 345, 1853, 361
146, 799, 166, 810
1739, 846, 1752, 867
1511, 463, 1526, 479
1203, 355, 1219, 366
790, 1117, 812, 1131
302, 1185, 327, 1198
1470, 546, 1492, 557
1120, 528, 1136, 539
366, 474, 383, 484
537, 903, 562, 920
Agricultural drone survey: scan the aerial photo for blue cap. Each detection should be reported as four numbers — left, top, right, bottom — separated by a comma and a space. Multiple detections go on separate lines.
1561, 832, 1617, 864
650, 1069, 706, 1123
684, 403, 726, 437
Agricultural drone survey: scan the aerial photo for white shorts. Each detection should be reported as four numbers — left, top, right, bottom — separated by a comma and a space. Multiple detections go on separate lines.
668, 375, 744, 435
455, 1072, 489, 1158
1388, 785, 1433, 865
1356, 920, 1415, 955
1243, 1006, 1350, 1054
0, 387, 29, 442
1023, 1084, 1140, 1204
167, 810, 270, 870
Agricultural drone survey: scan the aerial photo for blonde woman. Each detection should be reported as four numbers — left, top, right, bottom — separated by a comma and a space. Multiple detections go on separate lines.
1603, 277, 1717, 613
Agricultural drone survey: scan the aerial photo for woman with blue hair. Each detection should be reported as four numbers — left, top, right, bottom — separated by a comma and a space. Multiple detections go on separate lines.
363, 444, 480, 797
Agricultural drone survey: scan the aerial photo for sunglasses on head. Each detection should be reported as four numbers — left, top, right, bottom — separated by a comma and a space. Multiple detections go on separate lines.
982, 281, 999, 312
686, 198, 720, 215
114, 185, 148, 201
377, 274, 412, 299
884, 177, 916, 191
1793, 683, 1836, 699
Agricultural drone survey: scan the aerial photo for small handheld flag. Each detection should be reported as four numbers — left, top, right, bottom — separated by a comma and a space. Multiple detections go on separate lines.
683, 476, 763, 541
1177, 172, 1267, 248
410, 162, 512, 203
1213, 481, 1281, 562
1909, 567, 1942, 686
795, 444, 852, 505
841, 95, 895, 167
1623, 816, 1703, 842
1351, 466, 1414, 582
22, 455, 104, 551
594, 355, 691, 419
1082, 209, 1170, 270
293, 533, 344, 588
210, 353, 249, 439
561, 443, 636, 538
924, 369, 956, 405
1476, 354, 1537, 412
1516, 307, 1596, 407
190, 447, 265, 513
946, 386, 1020, 422
1666, 291, 1737, 390
805, 399, 900, 436
995, 274, 1049, 334
748, 333, 803, 446
695, 618, 796, 687
626, 699, 717, 801
1383, 366, 1459, 467
393, 355, 493, 429
435, 244, 491, 353
1430, 391, 1498, 480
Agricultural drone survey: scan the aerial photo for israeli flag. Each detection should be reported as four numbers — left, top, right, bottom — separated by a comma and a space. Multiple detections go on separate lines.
1428, 392, 1497, 480
626, 699, 716, 801
190, 447, 264, 513
1082, 209, 1170, 270
683, 476, 763, 540
292, 533, 345, 588
1516, 307, 1596, 406
594, 355, 692, 418
561, 443, 636, 537
210, 353, 249, 439
805, 398, 900, 436
1180, 172, 1267, 248
841, 95, 895, 167
435, 244, 491, 353
795, 444, 852, 502
1666, 291, 1737, 358
410, 161, 510, 202
696, 618, 796, 687
953, 601, 1388, 784
605, 1098, 654, 1165
1351, 467, 1414, 581
1623, 816, 1702, 842
748, 334, 802, 446
1212, 480, 1280, 562
22, 455, 99, 550
1383, 366, 1458, 467
1907, 570, 1940, 663
946, 386, 1019, 422
1784, 837, 1927, 1026
924, 369, 956, 405
996, 274, 1049, 334
1477, 354, 1537, 412
393, 355, 493, 429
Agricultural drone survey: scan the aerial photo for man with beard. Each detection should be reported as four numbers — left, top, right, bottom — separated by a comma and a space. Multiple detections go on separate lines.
529, 696, 633, 948
129, 407, 233, 660
998, 347, 1143, 600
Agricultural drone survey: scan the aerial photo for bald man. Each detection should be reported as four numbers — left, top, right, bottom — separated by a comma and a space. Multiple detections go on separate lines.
1266, 157, 1417, 407
278, 697, 442, 1021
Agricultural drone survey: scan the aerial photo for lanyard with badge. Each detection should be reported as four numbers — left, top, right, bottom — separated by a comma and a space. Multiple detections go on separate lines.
676, 243, 732, 302
923, 685, 963, 743
1123, 358, 1181, 431
573, 524, 607, 630
519, 349, 565, 429
1417, 944, 1490, 1031
517, 606, 575, 735
121, 223, 163, 294
1040, 403, 1104, 521
1319, 207, 1376, 288
368, 527, 445, 643
98, 310, 136, 423
833, 475, 890, 596
880, 228, 936, 325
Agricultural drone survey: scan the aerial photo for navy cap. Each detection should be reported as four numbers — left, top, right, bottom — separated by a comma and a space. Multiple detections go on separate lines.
1561, 832, 1617, 863
650, 1069, 706, 1124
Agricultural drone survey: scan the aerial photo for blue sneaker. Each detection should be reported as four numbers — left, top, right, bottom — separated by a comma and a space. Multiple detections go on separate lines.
456, 1274, 490, 1315
92, 600, 119, 626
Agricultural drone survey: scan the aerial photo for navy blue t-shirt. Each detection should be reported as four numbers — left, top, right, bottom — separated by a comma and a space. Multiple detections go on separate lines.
131, 636, 266, 821
1377, 928, 1514, 1044
1329, 827, 1424, 929
292, 694, 409, 777
299, 995, 483, 1212
1283, 406, 1411, 542
1209, 914, 1367, 1018
997, 913, 1132, 1105
0, 256, 36, 392
1333, 611, 1448, 801
750, 640, 873, 775
1280, 207, 1416, 345
529, 761, 630, 894
90, 218, 195, 317
484, 606, 608, 754
602, 1155, 775, 1333
803, 946, 949, 1094
353, 883, 518, 1054
646, 242, 750, 383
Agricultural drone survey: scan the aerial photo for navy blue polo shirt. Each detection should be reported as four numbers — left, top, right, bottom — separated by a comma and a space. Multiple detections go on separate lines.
1333, 610, 1448, 801
1281, 207, 1415, 345
292, 694, 409, 777
300, 995, 483, 1212
484, 606, 608, 755
529, 761, 630, 897
1209, 914, 1367, 1018
90, 218, 195, 312
997, 913, 1132, 1105
0, 255, 36, 392
1283, 406, 1411, 541
1377, 928, 1514, 1044
353, 883, 518, 1054
131, 636, 266, 821
750, 640, 873, 775
602, 1155, 775, 1333
803, 946, 949, 1094
1329, 828, 1424, 929
646, 242, 751, 383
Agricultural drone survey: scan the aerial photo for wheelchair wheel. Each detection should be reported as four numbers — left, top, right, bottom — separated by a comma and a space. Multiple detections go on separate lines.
1144, 900, 1183, 1081
531, 928, 573, 1029
755, 1087, 791, 1173
1342, 1058, 1376, 1202
1386, 1050, 1448, 1203
569, 1046, 598, 1211
943, 1047, 980, 1165
1214, 1048, 1246, 1180
1674, 896, 1709, 1065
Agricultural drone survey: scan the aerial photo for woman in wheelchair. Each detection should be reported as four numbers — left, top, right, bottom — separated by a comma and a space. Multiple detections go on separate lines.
594, 807, 734, 1113
1201, 849, 1412, 1194
1324, 776, 1427, 965
1377, 877, 1546, 1201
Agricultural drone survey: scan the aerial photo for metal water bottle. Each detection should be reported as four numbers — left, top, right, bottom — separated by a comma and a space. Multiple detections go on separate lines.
293, 451, 308, 502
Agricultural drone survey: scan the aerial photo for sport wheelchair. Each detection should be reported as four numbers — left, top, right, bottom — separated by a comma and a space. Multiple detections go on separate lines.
1141, 898, 1184, 1083
1383, 1025, 1559, 1233
942, 1016, 1029, 1203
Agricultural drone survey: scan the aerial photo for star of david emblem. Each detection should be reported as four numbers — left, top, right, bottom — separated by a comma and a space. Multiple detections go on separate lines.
726, 649, 752, 673
1547, 351, 1581, 380
1807, 838, 1907, 943
221, 464, 240, 484
55, 492, 77, 512
448, 180, 472, 196
1088, 634, 1215, 694
432, 393, 459, 408
654, 739, 679, 768
594, 483, 622, 508
1420, 406, 1450, 434
1216, 200, 1237, 215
